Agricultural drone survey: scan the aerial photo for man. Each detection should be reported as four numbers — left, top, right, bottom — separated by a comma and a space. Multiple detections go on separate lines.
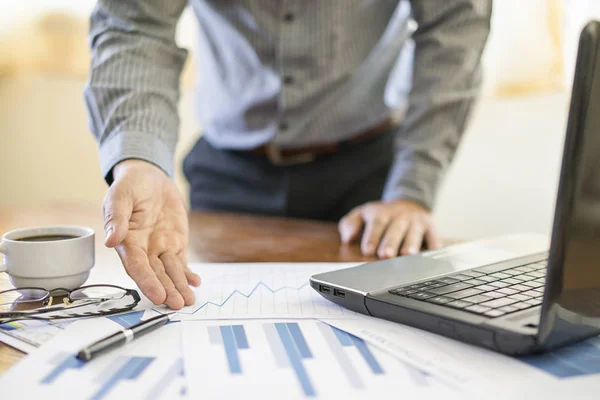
85, 1, 492, 310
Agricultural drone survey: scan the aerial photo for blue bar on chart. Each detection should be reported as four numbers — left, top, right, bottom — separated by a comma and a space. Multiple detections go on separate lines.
208, 325, 250, 374
41, 352, 86, 384
270, 322, 316, 397
106, 311, 145, 328
316, 322, 364, 389
91, 356, 154, 400
330, 325, 384, 374
520, 339, 600, 378
232, 325, 249, 349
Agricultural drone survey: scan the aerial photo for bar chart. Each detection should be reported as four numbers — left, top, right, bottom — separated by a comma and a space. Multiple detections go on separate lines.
149, 263, 361, 320
0, 318, 70, 351
1, 318, 187, 399
183, 320, 447, 399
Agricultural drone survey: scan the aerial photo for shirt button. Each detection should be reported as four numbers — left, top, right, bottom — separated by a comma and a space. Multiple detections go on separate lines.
283, 76, 294, 85
279, 122, 289, 131
283, 13, 294, 22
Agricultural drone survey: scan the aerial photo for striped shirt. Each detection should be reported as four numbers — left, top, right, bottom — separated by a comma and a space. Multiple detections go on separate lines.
85, 0, 492, 209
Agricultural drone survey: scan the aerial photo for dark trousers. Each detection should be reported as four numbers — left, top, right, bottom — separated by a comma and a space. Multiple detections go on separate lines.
183, 131, 394, 222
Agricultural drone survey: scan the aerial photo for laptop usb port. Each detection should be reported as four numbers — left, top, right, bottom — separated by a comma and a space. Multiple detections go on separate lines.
333, 289, 346, 298
320, 285, 331, 294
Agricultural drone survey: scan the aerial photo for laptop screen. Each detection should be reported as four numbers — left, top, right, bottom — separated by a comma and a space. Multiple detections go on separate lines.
540, 21, 600, 345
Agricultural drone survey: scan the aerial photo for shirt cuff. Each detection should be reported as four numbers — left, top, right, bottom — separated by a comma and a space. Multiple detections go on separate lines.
99, 131, 175, 185
381, 159, 442, 210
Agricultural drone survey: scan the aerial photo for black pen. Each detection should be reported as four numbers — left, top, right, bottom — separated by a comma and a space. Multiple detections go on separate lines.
76, 313, 173, 362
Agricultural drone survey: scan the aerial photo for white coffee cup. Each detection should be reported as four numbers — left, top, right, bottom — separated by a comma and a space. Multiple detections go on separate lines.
0, 225, 95, 290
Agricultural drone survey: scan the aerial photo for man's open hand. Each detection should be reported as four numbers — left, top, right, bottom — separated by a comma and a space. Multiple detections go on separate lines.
103, 160, 201, 309
338, 200, 442, 258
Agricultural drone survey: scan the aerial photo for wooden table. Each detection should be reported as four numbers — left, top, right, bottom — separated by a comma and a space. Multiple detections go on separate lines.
0, 204, 376, 374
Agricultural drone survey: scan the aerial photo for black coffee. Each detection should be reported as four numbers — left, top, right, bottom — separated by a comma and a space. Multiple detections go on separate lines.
15, 234, 79, 242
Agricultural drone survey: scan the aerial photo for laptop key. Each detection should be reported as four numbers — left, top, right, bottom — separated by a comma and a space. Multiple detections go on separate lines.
391, 288, 421, 295
428, 282, 474, 295
463, 279, 486, 286
477, 276, 498, 283
501, 269, 522, 276
408, 292, 437, 300
484, 310, 506, 317
474, 284, 496, 292
446, 300, 470, 309
489, 281, 510, 289
510, 284, 531, 292
498, 305, 519, 313
507, 294, 530, 302
420, 281, 438, 286
489, 272, 512, 280
522, 281, 544, 288
427, 282, 448, 289
496, 287, 519, 295
522, 290, 541, 298
406, 284, 426, 290
426, 296, 454, 305
445, 288, 484, 300
465, 305, 492, 314
512, 302, 533, 310
484, 291, 506, 299
500, 278, 523, 285
462, 294, 493, 304
481, 297, 518, 308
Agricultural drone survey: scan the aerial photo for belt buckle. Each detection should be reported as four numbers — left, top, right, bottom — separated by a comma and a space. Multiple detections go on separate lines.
265, 143, 316, 166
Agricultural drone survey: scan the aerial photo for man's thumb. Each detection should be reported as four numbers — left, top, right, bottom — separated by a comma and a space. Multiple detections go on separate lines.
103, 191, 132, 247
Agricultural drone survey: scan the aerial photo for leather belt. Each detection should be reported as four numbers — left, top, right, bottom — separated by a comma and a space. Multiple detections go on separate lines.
251, 118, 397, 166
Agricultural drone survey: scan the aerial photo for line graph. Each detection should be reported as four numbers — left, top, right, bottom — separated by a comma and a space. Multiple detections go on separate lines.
161, 281, 309, 315
149, 262, 361, 320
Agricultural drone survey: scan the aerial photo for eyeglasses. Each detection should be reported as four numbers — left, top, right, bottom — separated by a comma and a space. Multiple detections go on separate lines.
0, 284, 141, 325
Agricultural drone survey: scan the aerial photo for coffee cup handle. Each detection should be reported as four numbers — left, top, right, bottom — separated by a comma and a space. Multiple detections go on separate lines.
0, 241, 6, 272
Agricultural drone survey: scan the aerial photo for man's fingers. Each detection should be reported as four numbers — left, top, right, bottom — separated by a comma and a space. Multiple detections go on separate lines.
116, 244, 166, 305
377, 218, 409, 259
338, 207, 364, 243
178, 252, 201, 287
149, 255, 185, 310
361, 214, 391, 256
161, 253, 196, 306
400, 223, 425, 256
103, 188, 132, 248
185, 268, 202, 287
425, 224, 443, 250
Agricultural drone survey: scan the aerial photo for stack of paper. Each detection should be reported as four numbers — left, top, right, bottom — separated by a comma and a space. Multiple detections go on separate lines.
1, 262, 599, 399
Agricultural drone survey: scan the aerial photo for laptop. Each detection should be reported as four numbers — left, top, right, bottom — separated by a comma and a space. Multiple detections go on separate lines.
311, 21, 600, 356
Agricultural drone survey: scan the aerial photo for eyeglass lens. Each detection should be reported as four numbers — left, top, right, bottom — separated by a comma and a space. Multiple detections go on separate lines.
69, 286, 127, 301
0, 288, 49, 312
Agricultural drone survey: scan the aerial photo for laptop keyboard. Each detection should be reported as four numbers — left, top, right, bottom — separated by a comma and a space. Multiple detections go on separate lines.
388, 260, 547, 318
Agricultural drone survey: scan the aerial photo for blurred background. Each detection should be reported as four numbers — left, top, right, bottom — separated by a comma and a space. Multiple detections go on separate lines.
0, 0, 599, 240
